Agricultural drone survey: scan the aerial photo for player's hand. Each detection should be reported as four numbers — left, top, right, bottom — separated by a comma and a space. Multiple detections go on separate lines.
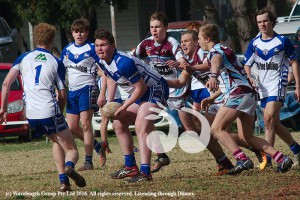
249, 77, 258, 89
294, 87, 300, 102
206, 77, 219, 92
178, 61, 191, 71
0, 109, 7, 124
114, 105, 126, 120
97, 94, 107, 108
200, 97, 214, 111
165, 60, 179, 68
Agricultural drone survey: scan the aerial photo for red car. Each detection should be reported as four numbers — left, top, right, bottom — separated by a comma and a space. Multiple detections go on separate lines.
0, 63, 31, 141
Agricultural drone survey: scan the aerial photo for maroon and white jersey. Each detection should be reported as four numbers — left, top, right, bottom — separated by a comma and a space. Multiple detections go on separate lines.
133, 35, 186, 97
189, 47, 208, 90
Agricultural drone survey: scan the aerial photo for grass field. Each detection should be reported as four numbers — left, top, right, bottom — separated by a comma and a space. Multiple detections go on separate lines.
0, 132, 300, 200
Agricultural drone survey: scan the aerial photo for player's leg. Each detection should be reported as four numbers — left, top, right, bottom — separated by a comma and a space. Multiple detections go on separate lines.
78, 109, 94, 170
237, 113, 294, 173
211, 107, 254, 175
49, 128, 86, 190
264, 100, 300, 167
125, 102, 157, 182
109, 104, 139, 179
205, 107, 234, 175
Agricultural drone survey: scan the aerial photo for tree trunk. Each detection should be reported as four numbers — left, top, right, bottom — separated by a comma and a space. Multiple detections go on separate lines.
230, 0, 258, 53
191, 0, 227, 40
267, 0, 277, 14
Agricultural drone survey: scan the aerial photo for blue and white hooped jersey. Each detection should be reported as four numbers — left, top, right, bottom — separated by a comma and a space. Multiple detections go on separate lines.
98, 50, 164, 95
207, 43, 253, 95
244, 32, 296, 98
12, 48, 66, 119
61, 41, 98, 91
190, 47, 208, 90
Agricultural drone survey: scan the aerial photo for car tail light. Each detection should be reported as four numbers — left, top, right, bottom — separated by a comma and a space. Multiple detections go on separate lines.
7, 100, 24, 114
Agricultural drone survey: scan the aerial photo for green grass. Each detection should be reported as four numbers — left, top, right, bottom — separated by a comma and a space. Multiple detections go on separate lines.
0, 133, 300, 199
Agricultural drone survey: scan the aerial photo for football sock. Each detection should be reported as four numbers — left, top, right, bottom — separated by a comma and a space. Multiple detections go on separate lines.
124, 153, 136, 168
266, 154, 272, 163
247, 146, 254, 151
289, 141, 300, 155
65, 161, 75, 169
59, 173, 69, 184
217, 154, 233, 168
140, 164, 150, 176
85, 155, 93, 164
233, 149, 248, 161
157, 153, 169, 159
94, 140, 101, 153
272, 151, 284, 163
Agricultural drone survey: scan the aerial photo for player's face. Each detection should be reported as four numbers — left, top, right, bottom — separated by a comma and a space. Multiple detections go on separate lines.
256, 13, 273, 34
198, 31, 208, 51
95, 39, 115, 62
72, 30, 88, 45
150, 20, 168, 43
181, 33, 198, 57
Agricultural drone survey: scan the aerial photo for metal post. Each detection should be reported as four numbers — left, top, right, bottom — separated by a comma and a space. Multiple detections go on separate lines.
28, 22, 34, 50
110, 0, 117, 47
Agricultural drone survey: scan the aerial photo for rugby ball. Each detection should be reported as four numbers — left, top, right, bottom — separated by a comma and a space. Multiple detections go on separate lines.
102, 102, 123, 119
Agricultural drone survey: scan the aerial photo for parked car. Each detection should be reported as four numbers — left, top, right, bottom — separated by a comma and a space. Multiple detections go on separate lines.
0, 63, 31, 141
0, 17, 19, 63
277, 0, 300, 22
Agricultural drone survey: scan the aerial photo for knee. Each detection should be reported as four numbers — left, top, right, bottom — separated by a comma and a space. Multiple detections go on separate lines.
81, 122, 92, 132
210, 126, 221, 137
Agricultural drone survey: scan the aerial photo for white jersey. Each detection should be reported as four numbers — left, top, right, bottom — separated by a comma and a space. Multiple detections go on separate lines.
98, 50, 164, 95
244, 32, 296, 98
12, 48, 66, 119
61, 42, 98, 91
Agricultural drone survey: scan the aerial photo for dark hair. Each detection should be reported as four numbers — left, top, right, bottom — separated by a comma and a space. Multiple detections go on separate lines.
149, 12, 168, 27
182, 29, 198, 42
71, 18, 90, 32
256, 7, 277, 28
94, 29, 115, 45
200, 24, 220, 43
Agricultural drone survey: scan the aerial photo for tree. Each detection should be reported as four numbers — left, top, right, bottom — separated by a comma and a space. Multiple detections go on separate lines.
190, 0, 228, 41
2, 0, 128, 46
230, 0, 258, 53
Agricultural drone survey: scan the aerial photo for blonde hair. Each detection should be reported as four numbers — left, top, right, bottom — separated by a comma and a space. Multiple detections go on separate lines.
200, 24, 220, 43
33, 23, 56, 46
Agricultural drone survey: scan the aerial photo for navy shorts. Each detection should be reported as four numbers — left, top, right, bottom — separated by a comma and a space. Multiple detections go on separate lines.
28, 113, 68, 138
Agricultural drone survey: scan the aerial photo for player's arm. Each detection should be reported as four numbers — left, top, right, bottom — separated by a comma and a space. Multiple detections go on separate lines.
0, 68, 19, 123
290, 59, 300, 101
98, 72, 107, 107
166, 70, 191, 88
206, 54, 222, 92
201, 88, 222, 111
57, 89, 67, 113
106, 76, 117, 102
188, 62, 210, 72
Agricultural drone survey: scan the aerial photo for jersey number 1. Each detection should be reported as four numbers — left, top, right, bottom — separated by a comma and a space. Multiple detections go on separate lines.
35, 65, 42, 85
